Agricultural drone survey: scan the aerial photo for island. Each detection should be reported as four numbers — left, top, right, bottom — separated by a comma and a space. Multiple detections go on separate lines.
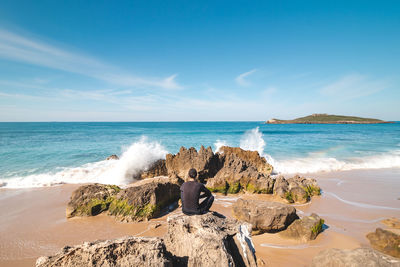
265, 113, 392, 124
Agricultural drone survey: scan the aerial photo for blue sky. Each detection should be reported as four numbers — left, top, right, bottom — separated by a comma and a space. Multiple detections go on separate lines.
0, 0, 399, 121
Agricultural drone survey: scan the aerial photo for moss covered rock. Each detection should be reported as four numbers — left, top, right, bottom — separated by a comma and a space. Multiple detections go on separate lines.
108, 177, 180, 222
279, 213, 324, 242
66, 184, 121, 218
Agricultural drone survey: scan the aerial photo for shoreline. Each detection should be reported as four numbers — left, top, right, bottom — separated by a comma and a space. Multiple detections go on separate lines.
1, 168, 399, 266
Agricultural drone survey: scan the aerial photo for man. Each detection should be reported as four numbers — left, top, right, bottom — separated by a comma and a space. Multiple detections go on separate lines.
180, 168, 214, 215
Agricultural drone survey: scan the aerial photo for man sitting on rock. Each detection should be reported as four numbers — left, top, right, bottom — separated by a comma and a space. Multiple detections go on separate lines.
180, 168, 214, 215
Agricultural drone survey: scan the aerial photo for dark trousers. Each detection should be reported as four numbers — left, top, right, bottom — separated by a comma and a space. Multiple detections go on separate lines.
199, 195, 214, 214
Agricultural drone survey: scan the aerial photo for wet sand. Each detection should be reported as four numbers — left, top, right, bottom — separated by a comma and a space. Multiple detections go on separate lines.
1, 168, 399, 266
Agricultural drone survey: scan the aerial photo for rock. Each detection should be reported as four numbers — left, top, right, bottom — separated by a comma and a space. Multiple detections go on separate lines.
165, 146, 220, 182
164, 212, 257, 267
287, 187, 309, 204
287, 175, 321, 196
310, 247, 400, 267
139, 159, 168, 179
381, 217, 400, 229
206, 146, 274, 194
279, 213, 324, 242
36, 236, 175, 267
273, 176, 289, 198
367, 228, 400, 258
108, 176, 180, 222
106, 154, 119, 160
66, 184, 121, 218
232, 199, 298, 234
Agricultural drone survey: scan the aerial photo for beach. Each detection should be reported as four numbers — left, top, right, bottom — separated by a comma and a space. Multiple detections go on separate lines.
1, 168, 399, 266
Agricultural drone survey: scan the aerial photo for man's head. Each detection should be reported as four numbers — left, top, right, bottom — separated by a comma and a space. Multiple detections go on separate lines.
188, 168, 197, 181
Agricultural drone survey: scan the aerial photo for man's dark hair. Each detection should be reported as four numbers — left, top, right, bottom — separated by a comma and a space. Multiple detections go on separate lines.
188, 168, 197, 179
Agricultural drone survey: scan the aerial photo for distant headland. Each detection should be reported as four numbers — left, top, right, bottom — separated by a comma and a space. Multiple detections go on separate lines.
265, 113, 392, 124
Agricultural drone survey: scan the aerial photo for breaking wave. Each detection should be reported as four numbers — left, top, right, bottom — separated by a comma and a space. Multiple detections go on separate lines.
0, 137, 167, 188
215, 127, 400, 175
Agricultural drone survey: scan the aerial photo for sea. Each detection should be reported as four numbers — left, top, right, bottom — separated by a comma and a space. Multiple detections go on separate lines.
0, 122, 399, 188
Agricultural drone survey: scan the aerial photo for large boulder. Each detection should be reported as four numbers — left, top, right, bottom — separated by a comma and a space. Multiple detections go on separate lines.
279, 213, 324, 242
164, 212, 257, 267
66, 184, 121, 218
310, 248, 400, 267
367, 228, 400, 258
206, 146, 274, 194
108, 177, 180, 222
36, 236, 175, 267
232, 199, 298, 234
165, 146, 220, 181
67, 177, 180, 222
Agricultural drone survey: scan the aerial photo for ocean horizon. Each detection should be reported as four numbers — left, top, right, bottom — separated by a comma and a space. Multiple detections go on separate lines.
1, 121, 399, 188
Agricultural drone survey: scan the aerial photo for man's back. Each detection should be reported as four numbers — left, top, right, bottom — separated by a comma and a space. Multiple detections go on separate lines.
180, 181, 211, 215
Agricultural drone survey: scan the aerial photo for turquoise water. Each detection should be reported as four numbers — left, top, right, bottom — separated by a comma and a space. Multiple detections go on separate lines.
0, 122, 399, 188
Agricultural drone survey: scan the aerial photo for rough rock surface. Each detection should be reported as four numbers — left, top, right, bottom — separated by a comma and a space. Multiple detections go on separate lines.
279, 213, 324, 242
232, 199, 298, 234
310, 248, 400, 267
139, 159, 168, 179
67, 177, 180, 222
273, 176, 289, 198
367, 228, 400, 258
287, 187, 309, 204
36, 236, 175, 267
165, 146, 220, 182
164, 212, 257, 267
206, 146, 274, 194
108, 177, 180, 222
66, 184, 120, 218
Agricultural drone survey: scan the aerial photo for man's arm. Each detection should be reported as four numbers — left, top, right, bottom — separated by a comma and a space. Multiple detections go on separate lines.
199, 184, 212, 199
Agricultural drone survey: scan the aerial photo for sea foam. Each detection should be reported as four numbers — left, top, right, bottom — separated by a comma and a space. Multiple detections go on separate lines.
0, 137, 167, 188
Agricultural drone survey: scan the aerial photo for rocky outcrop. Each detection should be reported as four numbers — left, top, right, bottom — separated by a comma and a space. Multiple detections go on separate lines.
67, 177, 180, 222
310, 248, 400, 267
232, 199, 298, 234
367, 228, 400, 258
66, 184, 121, 218
279, 213, 324, 242
166, 146, 220, 182
273, 176, 289, 198
206, 146, 274, 194
164, 212, 257, 267
36, 236, 175, 267
108, 177, 180, 222
41, 212, 257, 267
381, 217, 400, 229
139, 159, 168, 179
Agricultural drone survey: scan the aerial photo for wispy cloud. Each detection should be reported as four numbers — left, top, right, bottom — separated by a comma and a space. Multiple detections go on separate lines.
319, 74, 388, 100
0, 28, 182, 89
235, 69, 257, 86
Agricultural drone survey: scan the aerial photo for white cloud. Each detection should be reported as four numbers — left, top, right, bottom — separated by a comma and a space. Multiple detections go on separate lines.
0, 28, 182, 89
319, 74, 387, 100
235, 69, 257, 86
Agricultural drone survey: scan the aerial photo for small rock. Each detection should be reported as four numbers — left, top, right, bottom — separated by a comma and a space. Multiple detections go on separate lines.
232, 198, 298, 234
289, 187, 309, 204
150, 223, 162, 229
279, 213, 324, 242
106, 154, 119, 160
367, 228, 400, 258
310, 247, 400, 267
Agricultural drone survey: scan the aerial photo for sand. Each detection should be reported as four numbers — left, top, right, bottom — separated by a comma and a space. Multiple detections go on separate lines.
1, 168, 399, 266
